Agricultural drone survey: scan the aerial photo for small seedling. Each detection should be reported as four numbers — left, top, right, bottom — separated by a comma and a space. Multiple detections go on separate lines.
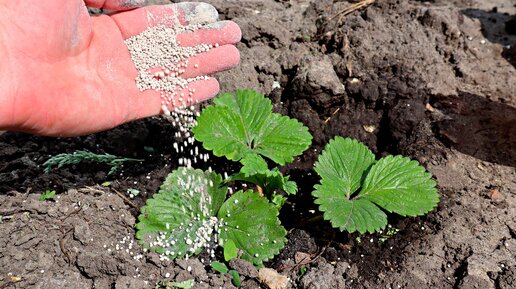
378, 226, 400, 244
211, 261, 229, 274
39, 190, 56, 202
229, 270, 241, 287
101, 181, 112, 187
43, 150, 142, 175
297, 266, 308, 281
312, 137, 439, 233
211, 261, 241, 287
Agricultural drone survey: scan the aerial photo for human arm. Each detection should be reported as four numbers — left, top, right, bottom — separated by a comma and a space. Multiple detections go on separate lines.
0, 1, 241, 136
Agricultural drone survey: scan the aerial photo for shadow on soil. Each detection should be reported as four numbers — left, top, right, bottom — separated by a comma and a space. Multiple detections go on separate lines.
431, 91, 516, 167
462, 8, 516, 66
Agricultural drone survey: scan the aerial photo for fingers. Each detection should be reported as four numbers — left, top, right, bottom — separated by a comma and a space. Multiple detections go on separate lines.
167, 77, 220, 108
132, 45, 238, 116
85, 0, 147, 10
110, 2, 219, 38
133, 77, 220, 119
174, 21, 242, 78
176, 21, 242, 47
111, 3, 241, 74
107, 3, 240, 120
180, 45, 240, 79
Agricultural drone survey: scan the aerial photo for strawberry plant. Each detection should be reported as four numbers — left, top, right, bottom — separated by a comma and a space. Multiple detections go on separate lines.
312, 137, 439, 233
136, 90, 439, 267
193, 90, 312, 206
193, 90, 312, 165
136, 90, 312, 265
136, 167, 287, 266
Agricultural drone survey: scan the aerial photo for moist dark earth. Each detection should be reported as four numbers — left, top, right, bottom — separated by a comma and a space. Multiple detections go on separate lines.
1, 0, 515, 288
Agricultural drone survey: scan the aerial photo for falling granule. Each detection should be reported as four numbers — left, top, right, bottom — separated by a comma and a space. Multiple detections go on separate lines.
125, 23, 212, 109
125, 22, 217, 168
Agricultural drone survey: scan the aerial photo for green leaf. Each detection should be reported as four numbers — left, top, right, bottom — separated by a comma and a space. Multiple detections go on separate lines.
314, 137, 375, 198
313, 137, 439, 233
135, 167, 227, 258
297, 266, 308, 281
211, 261, 229, 274
39, 190, 56, 202
240, 154, 268, 175
359, 155, 439, 216
193, 90, 312, 165
229, 270, 242, 287
229, 161, 298, 197
224, 239, 238, 261
218, 191, 287, 265
313, 182, 387, 233
271, 194, 287, 209
283, 180, 298, 195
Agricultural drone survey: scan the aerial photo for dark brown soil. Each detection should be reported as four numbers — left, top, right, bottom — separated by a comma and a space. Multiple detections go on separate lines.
1, 0, 515, 288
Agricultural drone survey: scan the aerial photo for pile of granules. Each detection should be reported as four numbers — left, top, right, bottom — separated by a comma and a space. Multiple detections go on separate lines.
125, 23, 215, 114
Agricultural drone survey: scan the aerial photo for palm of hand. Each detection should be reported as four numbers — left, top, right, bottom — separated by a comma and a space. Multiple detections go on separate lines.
0, 1, 240, 136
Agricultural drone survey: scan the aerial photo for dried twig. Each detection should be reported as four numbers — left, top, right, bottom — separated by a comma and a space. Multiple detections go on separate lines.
331, 0, 375, 20
79, 185, 138, 209
78, 185, 106, 196
112, 189, 139, 209
324, 107, 341, 124
276, 242, 330, 272
61, 207, 82, 222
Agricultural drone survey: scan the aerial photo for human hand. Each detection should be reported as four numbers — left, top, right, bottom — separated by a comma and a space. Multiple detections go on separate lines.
0, 1, 241, 136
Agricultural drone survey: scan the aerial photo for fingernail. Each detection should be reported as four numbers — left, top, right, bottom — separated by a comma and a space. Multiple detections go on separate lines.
175, 2, 219, 25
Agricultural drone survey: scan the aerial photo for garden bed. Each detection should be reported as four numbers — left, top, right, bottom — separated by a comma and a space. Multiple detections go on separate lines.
1, 0, 515, 288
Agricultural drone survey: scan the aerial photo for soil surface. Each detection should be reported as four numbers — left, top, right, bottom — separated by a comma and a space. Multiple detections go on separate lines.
1, 0, 515, 288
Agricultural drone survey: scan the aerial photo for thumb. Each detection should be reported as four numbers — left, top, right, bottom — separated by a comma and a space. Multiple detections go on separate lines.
85, 0, 147, 10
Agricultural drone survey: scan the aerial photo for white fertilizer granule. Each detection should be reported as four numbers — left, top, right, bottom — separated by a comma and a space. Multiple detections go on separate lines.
125, 23, 213, 112
125, 22, 215, 168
